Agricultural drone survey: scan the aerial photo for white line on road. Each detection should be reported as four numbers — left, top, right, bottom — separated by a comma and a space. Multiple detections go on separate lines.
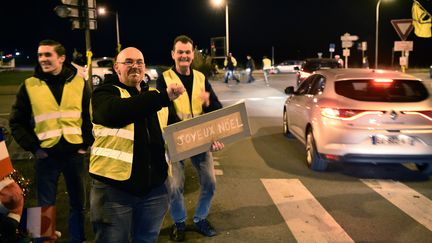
261, 178, 354, 243
361, 179, 432, 231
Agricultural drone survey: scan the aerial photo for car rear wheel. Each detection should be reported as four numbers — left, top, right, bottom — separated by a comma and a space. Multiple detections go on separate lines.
283, 109, 294, 138
92, 75, 102, 86
305, 129, 327, 171
144, 74, 151, 83
415, 163, 432, 175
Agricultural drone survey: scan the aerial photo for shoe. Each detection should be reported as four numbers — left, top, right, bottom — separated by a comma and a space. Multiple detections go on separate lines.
194, 219, 217, 237
170, 222, 186, 242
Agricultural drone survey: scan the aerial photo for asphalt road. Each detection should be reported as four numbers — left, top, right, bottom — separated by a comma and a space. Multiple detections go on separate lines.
157, 71, 432, 242
1, 70, 432, 242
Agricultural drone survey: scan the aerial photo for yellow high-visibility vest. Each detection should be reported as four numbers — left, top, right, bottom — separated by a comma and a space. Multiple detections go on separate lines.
263, 58, 272, 70
90, 86, 134, 180
25, 76, 84, 148
162, 69, 205, 121
89, 85, 168, 180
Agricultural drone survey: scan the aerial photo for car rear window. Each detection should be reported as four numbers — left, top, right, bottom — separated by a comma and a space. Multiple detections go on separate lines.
303, 61, 339, 72
335, 79, 429, 102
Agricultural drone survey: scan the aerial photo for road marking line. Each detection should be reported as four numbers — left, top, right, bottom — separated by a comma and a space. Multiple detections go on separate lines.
261, 179, 354, 243
361, 179, 432, 231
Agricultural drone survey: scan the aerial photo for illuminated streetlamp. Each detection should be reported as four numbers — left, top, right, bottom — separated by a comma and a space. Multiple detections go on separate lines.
212, 0, 229, 55
98, 7, 121, 53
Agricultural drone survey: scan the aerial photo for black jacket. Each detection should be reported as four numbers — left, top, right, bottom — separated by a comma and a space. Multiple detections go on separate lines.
90, 75, 171, 196
9, 62, 93, 155
156, 67, 222, 125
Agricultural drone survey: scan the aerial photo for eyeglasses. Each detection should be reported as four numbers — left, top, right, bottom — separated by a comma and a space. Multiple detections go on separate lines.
117, 59, 145, 67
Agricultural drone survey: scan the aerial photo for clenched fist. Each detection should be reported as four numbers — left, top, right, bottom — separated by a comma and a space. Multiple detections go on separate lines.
166, 83, 186, 101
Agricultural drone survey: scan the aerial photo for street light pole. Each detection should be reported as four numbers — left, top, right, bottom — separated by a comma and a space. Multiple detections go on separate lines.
225, 2, 229, 55
98, 7, 121, 54
115, 12, 121, 53
375, 0, 381, 69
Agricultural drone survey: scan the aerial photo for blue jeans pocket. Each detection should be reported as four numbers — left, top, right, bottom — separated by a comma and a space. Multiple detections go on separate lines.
90, 180, 111, 224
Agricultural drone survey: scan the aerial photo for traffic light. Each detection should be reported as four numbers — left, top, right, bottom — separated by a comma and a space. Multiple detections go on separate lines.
54, 0, 97, 30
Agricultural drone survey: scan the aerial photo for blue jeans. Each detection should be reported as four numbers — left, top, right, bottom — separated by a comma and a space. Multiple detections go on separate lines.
35, 152, 86, 243
90, 179, 169, 243
224, 70, 239, 83
169, 152, 216, 223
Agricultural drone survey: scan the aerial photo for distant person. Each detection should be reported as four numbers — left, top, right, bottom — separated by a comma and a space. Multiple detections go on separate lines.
262, 56, 272, 86
362, 56, 369, 69
89, 47, 185, 242
224, 53, 240, 84
246, 55, 255, 83
335, 55, 344, 68
156, 35, 224, 242
9, 39, 93, 242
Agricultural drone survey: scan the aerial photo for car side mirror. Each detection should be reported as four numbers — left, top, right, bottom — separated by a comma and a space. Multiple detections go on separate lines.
285, 86, 295, 95
294, 66, 300, 71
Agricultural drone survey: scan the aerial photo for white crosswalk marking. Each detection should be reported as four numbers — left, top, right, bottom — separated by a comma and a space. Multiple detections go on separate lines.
213, 156, 223, 176
361, 179, 432, 231
261, 178, 354, 243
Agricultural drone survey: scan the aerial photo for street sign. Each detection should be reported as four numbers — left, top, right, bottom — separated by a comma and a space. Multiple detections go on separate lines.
72, 19, 97, 30
391, 19, 414, 41
394, 41, 413, 51
361, 41, 367, 51
340, 33, 359, 41
342, 41, 353, 48
343, 49, 350, 57
329, 43, 335, 52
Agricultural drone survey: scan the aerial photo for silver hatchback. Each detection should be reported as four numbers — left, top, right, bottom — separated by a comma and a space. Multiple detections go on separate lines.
283, 68, 432, 173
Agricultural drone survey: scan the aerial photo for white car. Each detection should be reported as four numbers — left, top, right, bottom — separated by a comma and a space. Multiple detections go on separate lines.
72, 57, 159, 87
274, 60, 302, 73
283, 68, 432, 173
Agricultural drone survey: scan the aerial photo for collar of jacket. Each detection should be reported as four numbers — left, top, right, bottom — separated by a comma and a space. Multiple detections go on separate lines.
33, 62, 77, 83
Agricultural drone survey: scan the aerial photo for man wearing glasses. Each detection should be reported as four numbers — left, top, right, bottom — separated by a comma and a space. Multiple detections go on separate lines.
89, 47, 185, 242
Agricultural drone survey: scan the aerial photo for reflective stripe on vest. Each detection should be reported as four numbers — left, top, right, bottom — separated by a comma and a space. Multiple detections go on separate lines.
162, 69, 205, 121
89, 86, 135, 181
25, 76, 84, 148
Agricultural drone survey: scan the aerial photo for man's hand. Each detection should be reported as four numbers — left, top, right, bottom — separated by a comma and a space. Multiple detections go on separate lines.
210, 141, 224, 152
199, 90, 210, 107
166, 83, 185, 101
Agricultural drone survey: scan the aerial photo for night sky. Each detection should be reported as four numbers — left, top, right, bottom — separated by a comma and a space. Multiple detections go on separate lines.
1, 0, 431, 67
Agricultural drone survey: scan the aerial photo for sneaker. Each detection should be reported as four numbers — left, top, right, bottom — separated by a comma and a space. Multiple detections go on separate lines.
194, 219, 217, 237
170, 222, 186, 242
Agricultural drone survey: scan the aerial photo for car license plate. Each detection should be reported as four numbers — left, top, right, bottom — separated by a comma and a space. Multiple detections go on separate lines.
371, 135, 415, 145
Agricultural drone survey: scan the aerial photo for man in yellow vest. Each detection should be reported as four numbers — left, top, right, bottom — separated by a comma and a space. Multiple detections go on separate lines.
262, 56, 272, 86
9, 39, 94, 242
89, 47, 185, 242
156, 35, 224, 242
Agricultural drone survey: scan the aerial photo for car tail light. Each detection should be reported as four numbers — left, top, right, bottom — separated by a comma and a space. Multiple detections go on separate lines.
402, 111, 432, 121
372, 78, 393, 87
324, 154, 340, 161
321, 108, 384, 120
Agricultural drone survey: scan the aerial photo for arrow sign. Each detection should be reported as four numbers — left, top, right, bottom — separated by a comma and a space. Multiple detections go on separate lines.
391, 19, 414, 41
340, 33, 359, 41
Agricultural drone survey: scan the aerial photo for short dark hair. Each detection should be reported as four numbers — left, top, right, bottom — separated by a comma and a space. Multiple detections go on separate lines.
172, 35, 193, 51
39, 39, 66, 56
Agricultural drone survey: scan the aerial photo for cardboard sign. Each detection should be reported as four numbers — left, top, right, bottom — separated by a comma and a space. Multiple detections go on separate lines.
163, 102, 251, 162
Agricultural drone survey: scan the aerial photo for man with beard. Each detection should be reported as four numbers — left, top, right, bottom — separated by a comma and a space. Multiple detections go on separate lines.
9, 39, 93, 242
156, 35, 224, 242
89, 47, 185, 242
